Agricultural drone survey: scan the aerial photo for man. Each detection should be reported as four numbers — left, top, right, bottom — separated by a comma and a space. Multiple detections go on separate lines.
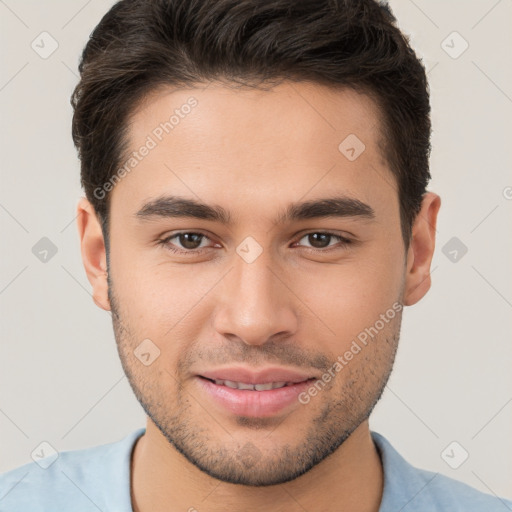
1, 0, 510, 510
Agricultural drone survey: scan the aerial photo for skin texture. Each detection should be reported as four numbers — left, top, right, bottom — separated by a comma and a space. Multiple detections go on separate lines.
77, 81, 440, 512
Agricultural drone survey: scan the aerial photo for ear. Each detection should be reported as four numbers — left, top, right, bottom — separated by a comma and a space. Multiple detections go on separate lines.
76, 197, 111, 311
403, 192, 441, 306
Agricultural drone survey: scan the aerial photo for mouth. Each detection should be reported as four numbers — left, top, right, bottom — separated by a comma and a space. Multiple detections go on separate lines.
195, 375, 317, 418
199, 376, 313, 391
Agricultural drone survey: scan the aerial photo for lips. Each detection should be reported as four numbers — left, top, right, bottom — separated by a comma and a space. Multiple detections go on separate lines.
198, 366, 316, 386
195, 366, 317, 416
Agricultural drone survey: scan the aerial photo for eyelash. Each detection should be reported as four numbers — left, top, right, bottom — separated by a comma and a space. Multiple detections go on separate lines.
157, 231, 353, 256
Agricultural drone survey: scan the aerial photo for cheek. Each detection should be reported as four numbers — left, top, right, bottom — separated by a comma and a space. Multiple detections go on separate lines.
110, 250, 219, 340
293, 248, 405, 342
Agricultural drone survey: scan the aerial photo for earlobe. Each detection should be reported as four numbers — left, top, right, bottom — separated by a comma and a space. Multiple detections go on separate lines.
76, 197, 111, 311
403, 192, 441, 306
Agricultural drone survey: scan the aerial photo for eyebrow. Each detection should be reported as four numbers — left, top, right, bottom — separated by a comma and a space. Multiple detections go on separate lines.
135, 195, 375, 224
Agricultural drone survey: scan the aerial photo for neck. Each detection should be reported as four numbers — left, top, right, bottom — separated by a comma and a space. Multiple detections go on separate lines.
130, 418, 383, 512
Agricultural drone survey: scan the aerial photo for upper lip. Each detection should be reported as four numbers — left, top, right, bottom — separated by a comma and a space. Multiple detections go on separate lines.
197, 366, 316, 385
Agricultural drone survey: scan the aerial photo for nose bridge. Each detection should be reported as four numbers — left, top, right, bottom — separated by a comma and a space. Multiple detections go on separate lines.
213, 244, 297, 345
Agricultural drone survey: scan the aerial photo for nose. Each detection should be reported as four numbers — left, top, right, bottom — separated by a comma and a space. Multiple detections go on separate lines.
212, 247, 299, 346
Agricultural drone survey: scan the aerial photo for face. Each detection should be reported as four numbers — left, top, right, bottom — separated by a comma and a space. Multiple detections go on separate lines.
81, 81, 434, 486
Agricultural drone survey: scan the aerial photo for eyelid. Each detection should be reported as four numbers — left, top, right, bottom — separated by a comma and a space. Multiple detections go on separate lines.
159, 230, 217, 252
293, 231, 353, 251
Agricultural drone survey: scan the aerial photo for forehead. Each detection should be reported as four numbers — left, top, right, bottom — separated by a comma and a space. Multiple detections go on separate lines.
127, 81, 384, 157
112, 81, 395, 222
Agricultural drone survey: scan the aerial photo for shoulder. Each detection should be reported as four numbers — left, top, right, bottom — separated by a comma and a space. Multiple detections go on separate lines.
0, 428, 145, 512
372, 431, 512, 512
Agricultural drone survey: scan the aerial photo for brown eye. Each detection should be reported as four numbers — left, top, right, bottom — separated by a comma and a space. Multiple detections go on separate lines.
296, 232, 352, 251
177, 233, 204, 250
159, 232, 213, 254
306, 233, 332, 248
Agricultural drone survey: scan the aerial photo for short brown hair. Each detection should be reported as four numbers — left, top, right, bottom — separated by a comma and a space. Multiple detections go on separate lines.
71, 0, 431, 246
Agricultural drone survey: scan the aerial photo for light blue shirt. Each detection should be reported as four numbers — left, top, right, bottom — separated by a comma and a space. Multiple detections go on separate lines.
1, 428, 510, 511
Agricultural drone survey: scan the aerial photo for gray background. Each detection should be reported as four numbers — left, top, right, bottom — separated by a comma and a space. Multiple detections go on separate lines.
1, 0, 511, 501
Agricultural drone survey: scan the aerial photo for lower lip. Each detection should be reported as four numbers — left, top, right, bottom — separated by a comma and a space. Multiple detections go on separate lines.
195, 376, 315, 417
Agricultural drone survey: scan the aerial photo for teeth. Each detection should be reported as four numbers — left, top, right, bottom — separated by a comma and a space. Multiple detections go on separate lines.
222, 380, 240, 389
237, 381, 256, 390
213, 379, 290, 390
255, 383, 274, 391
